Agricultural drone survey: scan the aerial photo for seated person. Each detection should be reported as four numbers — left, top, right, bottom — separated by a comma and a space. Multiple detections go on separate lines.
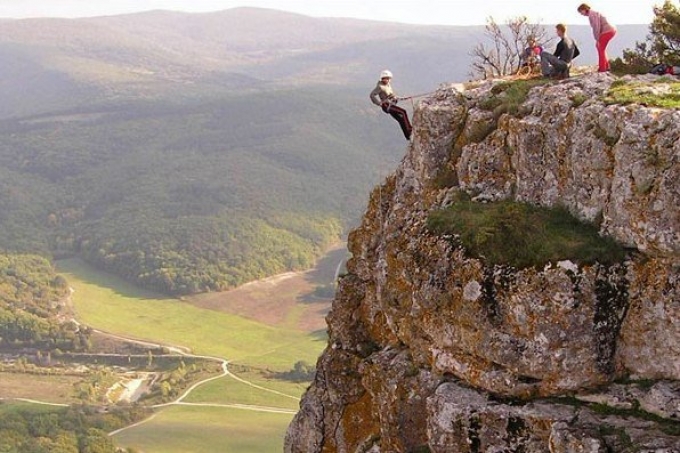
521, 38, 543, 67
540, 23, 579, 79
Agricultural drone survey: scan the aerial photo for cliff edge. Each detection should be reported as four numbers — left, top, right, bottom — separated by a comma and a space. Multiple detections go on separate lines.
286, 73, 680, 453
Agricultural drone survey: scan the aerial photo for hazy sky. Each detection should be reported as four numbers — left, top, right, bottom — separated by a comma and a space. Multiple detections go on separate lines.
0, 0, 666, 25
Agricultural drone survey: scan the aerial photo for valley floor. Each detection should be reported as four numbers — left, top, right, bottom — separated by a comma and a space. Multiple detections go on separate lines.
0, 243, 347, 452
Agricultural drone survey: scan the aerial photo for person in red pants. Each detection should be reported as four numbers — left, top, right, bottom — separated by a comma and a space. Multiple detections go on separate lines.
578, 3, 617, 72
369, 70, 412, 141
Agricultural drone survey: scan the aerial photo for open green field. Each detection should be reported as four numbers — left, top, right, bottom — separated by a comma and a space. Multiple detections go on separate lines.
184, 371, 305, 409
113, 406, 294, 453
0, 372, 81, 404
57, 258, 325, 372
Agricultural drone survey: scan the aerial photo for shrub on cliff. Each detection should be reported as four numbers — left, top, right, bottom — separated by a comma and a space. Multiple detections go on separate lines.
612, 0, 680, 73
427, 197, 627, 269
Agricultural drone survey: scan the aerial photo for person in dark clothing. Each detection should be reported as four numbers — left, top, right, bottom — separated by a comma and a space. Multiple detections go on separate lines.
540, 24, 579, 79
369, 70, 412, 140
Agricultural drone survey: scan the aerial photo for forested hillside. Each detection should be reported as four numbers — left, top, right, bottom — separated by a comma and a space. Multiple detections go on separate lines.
0, 85, 407, 293
0, 8, 647, 294
0, 254, 90, 351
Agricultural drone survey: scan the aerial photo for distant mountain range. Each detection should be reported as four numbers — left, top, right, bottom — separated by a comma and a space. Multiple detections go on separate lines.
0, 8, 648, 116
0, 8, 649, 294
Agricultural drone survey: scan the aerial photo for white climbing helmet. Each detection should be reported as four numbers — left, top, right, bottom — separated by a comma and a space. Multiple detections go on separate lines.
380, 69, 393, 79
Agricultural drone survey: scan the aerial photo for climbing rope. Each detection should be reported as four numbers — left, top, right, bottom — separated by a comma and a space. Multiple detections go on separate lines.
399, 91, 436, 109
399, 91, 436, 101
378, 180, 383, 231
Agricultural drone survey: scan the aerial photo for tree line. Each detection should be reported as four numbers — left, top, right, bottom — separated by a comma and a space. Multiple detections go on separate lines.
74, 213, 342, 295
0, 404, 147, 453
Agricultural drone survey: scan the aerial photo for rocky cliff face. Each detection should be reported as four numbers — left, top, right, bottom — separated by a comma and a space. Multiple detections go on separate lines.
286, 74, 680, 453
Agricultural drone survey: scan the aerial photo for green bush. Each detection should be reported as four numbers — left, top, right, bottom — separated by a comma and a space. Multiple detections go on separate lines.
609, 57, 650, 75
312, 284, 336, 298
427, 197, 627, 268
618, 0, 680, 71
570, 93, 589, 107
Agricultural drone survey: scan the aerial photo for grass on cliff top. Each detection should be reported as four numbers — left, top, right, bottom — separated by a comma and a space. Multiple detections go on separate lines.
479, 79, 551, 117
602, 78, 680, 108
427, 197, 627, 269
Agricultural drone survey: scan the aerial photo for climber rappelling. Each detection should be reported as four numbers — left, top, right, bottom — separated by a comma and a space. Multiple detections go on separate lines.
369, 69, 412, 141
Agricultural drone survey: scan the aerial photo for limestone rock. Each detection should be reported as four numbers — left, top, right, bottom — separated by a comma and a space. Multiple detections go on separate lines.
425, 382, 680, 453
576, 380, 680, 420
641, 381, 680, 419
617, 258, 680, 379
285, 74, 680, 453
427, 382, 576, 453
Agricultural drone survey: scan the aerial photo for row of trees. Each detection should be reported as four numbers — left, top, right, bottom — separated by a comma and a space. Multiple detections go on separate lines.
0, 404, 147, 453
0, 307, 90, 351
76, 214, 342, 295
275, 360, 317, 382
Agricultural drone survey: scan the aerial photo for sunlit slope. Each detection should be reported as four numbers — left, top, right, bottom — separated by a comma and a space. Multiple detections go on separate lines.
1, 88, 400, 294
58, 258, 326, 369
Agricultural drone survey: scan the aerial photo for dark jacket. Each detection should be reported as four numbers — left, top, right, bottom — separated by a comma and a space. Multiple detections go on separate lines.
553, 36, 577, 64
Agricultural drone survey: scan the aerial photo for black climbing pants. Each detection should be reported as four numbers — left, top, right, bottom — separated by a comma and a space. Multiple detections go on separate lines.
382, 104, 412, 140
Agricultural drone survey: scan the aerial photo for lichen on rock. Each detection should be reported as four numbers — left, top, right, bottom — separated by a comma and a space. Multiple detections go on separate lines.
285, 74, 680, 453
